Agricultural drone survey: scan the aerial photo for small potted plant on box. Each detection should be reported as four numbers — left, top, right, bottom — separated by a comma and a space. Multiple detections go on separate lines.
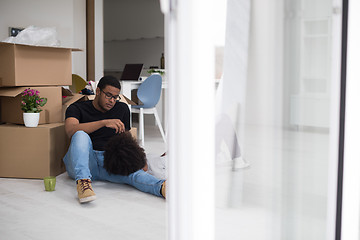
21, 88, 47, 127
147, 69, 165, 76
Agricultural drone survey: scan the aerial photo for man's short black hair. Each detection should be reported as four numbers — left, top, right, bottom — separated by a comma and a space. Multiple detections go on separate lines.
97, 75, 121, 91
104, 131, 146, 176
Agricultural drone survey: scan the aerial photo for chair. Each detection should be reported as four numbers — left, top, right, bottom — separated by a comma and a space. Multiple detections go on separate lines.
131, 74, 167, 146
70, 74, 87, 93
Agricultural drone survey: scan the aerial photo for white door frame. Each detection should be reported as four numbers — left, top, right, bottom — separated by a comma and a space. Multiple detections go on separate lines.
163, 0, 360, 239
341, 0, 360, 239
164, 0, 215, 239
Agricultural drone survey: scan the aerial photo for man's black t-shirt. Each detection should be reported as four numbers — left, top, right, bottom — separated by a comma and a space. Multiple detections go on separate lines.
65, 100, 130, 151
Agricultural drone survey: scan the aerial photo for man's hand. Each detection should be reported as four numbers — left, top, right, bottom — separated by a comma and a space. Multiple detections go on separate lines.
103, 119, 125, 133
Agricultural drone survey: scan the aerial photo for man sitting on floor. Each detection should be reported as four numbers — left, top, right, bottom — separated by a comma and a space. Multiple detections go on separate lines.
63, 75, 166, 203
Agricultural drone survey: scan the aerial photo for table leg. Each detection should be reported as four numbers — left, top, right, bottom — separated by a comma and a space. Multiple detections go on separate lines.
121, 82, 133, 128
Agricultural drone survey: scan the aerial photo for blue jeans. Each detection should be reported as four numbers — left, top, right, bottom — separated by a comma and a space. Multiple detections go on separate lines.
63, 130, 164, 197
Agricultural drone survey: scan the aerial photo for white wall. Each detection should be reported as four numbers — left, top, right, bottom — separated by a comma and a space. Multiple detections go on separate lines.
103, 0, 164, 71
104, 38, 164, 71
94, 0, 104, 82
103, 0, 165, 126
0, 0, 87, 79
72, 0, 87, 78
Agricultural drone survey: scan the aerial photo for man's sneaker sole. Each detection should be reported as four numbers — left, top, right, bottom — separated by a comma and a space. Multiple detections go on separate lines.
79, 195, 97, 203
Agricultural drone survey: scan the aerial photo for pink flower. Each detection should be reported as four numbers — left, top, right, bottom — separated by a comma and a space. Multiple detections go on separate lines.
21, 88, 46, 113
22, 89, 28, 96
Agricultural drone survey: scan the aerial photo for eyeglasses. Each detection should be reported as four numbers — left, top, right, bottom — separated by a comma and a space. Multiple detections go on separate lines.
101, 89, 120, 101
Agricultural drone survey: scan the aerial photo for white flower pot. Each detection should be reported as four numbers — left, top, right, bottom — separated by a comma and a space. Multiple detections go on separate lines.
23, 112, 40, 128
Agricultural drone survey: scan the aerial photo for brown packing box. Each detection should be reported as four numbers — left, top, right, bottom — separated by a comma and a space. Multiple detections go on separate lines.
0, 86, 62, 124
119, 94, 138, 105
61, 88, 89, 121
0, 42, 81, 87
129, 127, 137, 140
0, 123, 68, 179
0, 86, 87, 125
131, 89, 141, 105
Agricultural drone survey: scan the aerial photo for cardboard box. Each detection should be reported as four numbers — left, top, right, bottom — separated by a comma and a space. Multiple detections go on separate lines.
0, 86, 87, 125
131, 89, 141, 105
0, 86, 61, 124
61, 88, 89, 121
129, 127, 137, 140
0, 123, 68, 179
0, 42, 81, 87
119, 94, 137, 105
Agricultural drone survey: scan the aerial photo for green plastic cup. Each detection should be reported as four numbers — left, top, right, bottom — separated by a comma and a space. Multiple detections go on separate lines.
44, 176, 56, 191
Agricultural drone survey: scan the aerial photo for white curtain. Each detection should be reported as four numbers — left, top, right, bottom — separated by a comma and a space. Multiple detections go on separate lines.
215, 0, 251, 175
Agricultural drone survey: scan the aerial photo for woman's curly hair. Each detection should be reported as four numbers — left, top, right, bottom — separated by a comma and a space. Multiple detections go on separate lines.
104, 131, 146, 176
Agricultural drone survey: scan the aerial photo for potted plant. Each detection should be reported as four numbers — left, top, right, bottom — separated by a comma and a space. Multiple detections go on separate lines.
147, 69, 165, 76
21, 88, 47, 127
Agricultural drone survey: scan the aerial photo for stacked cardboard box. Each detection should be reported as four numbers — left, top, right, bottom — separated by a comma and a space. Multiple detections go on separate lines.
0, 123, 68, 178
0, 42, 84, 179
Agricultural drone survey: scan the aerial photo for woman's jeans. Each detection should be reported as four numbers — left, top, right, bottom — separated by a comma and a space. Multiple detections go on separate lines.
63, 131, 164, 197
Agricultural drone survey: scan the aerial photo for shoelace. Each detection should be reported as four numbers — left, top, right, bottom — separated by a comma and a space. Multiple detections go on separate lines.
79, 180, 93, 193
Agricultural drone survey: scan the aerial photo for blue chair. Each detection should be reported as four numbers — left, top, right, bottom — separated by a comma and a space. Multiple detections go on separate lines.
131, 74, 167, 146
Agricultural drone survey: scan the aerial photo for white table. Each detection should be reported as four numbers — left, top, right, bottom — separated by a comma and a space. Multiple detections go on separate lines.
120, 80, 143, 101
